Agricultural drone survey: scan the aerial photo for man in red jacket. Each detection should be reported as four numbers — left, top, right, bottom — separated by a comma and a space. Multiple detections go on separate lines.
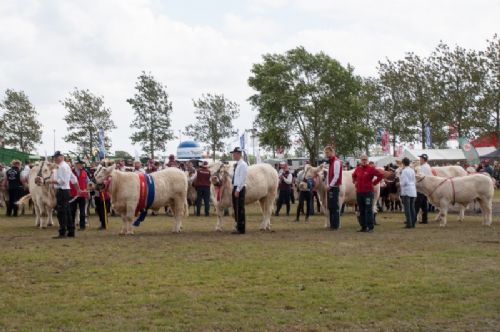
193, 161, 211, 217
324, 146, 342, 230
70, 160, 89, 230
352, 155, 384, 233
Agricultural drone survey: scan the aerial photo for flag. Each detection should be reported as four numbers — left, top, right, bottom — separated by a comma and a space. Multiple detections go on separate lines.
381, 129, 390, 154
425, 123, 432, 148
255, 147, 262, 164
240, 133, 245, 150
98, 128, 106, 159
458, 137, 480, 166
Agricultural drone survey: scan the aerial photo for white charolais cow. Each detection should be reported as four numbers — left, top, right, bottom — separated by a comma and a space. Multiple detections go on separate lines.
209, 162, 278, 231
94, 165, 188, 235
17, 161, 57, 228
415, 173, 494, 227
304, 165, 381, 228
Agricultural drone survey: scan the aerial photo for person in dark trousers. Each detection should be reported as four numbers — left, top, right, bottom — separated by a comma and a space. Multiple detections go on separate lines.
324, 146, 342, 230
5, 160, 23, 217
194, 161, 211, 217
230, 147, 248, 234
415, 154, 433, 224
47, 151, 80, 238
275, 162, 293, 216
295, 168, 312, 222
70, 160, 89, 230
352, 155, 384, 233
399, 157, 417, 228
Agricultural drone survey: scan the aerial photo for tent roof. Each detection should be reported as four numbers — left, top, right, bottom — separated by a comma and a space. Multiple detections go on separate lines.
476, 147, 496, 157
401, 149, 465, 161
368, 155, 397, 167
481, 149, 500, 159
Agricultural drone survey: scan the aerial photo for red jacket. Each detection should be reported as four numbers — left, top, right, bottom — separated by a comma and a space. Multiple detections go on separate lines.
328, 156, 343, 186
352, 165, 384, 193
194, 168, 211, 188
70, 169, 89, 198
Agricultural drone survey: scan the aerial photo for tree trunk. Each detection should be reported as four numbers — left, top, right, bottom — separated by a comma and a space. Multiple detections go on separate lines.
421, 124, 426, 149
496, 102, 499, 149
392, 135, 396, 157
150, 139, 154, 160
212, 142, 216, 161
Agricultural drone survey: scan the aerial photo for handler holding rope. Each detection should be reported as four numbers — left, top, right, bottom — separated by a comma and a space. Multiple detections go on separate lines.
230, 147, 248, 234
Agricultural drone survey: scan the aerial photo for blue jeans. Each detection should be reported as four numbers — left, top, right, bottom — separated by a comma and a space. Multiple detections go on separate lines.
357, 192, 374, 231
401, 196, 416, 227
196, 187, 210, 216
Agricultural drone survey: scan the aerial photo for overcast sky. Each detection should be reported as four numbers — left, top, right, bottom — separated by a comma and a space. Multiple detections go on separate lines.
0, 0, 498, 158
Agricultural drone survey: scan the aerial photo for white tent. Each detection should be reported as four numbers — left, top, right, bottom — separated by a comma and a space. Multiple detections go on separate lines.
476, 147, 496, 157
401, 149, 465, 163
368, 155, 397, 167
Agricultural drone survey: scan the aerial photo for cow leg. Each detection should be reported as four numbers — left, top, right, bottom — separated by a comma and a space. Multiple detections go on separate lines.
259, 197, 271, 231
457, 205, 466, 222
47, 208, 54, 226
34, 203, 41, 228
214, 206, 224, 231
477, 198, 492, 226
172, 199, 184, 233
438, 203, 448, 227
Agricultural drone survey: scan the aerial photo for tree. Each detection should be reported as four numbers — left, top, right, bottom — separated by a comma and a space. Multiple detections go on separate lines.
114, 150, 133, 160
185, 93, 239, 161
429, 42, 488, 143
481, 34, 500, 147
252, 104, 291, 158
62, 88, 116, 158
0, 89, 42, 153
127, 72, 174, 159
249, 47, 364, 164
359, 78, 381, 155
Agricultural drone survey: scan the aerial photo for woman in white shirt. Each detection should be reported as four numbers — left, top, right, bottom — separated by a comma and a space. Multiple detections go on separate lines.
400, 157, 417, 228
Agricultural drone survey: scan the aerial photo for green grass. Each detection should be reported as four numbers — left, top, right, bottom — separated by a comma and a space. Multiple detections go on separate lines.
1, 200, 499, 331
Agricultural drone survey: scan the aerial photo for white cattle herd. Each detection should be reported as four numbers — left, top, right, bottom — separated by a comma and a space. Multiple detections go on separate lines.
11, 159, 496, 234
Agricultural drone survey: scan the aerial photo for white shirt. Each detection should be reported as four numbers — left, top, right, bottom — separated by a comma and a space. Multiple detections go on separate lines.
420, 162, 433, 176
54, 161, 75, 189
232, 159, 248, 192
400, 166, 417, 197
329, 159, 342, 187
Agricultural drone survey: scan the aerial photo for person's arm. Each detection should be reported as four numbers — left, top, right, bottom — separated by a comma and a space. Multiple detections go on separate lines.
236, 163, 248, 193
190, 170, 197, 182
284, 173, 293, 184
351, 168, 358, 184
329, 160, 341, 187
372, 168, 384, 186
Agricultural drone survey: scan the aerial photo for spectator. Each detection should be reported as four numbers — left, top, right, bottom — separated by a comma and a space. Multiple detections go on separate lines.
70, 159, 89, 230
400, 157, 417, 229
4, 160, 23, 217
275, 162, 293, 217
193, 161, 211, 217
352, 155, 384, 233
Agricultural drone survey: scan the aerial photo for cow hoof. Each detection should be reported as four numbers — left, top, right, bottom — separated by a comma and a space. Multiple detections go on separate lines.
126, 232, 134, 235
439, 224, 446, 228
48, 224, 53, 227
119, 232, 126, 236
215, 228, 223, 232
42, 226, 47, 229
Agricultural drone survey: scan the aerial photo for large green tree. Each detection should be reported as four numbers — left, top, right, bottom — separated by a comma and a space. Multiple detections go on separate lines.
185, 93, 239, 161
0, 89, 42, 153
429, 42, 488, 143
481, 34, 500, 147
62, 88, 116, 158
127, 72, 174, 159
249, 47, 365, 163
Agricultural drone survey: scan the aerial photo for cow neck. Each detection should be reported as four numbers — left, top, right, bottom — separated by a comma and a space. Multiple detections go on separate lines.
421, 176, 456, 204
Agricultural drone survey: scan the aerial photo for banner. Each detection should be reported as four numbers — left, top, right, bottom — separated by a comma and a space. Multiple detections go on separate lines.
458, 137, 480, 166
98, 128, 106, 160
240, 133, 245, 150
425, 123, 432, 148
381, 129, 391, 154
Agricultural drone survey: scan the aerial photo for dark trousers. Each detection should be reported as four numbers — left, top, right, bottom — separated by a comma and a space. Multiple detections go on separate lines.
94, 195, 111, 228
276, 189, 291, 215
311, 191, 321, 215
357, 192, 374, 231
328, 186, 340, 229
195, 187, 210, 216
56, 189, 73, 236
296, 191, 311, 221
290, 190, 295, 204
402, 195, 416, 228
7, 187, 23, 216
415, 192, 428, 223
70, 196, 87, 229
232, 187, 246, 233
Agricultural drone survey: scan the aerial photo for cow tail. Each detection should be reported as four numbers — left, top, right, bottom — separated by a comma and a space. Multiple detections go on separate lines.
16, 194, 32, 206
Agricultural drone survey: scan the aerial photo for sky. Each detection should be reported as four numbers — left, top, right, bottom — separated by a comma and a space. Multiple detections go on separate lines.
0, 0, 498, 158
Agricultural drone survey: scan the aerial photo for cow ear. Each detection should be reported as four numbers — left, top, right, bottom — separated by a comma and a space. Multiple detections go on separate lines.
49, 163, 58, 170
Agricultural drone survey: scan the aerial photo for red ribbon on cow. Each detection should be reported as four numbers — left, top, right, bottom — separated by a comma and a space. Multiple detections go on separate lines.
215, 186, 222, 202
135, 172, 147, 216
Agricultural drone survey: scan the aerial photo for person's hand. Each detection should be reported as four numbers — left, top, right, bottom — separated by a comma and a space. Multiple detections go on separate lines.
234, 190, 240, 198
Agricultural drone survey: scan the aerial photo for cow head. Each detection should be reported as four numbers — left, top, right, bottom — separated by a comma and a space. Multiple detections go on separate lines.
34, 161, 58, 186
209, 162, 230, 187
303, 164, 326, 182
94, 164, 115, 188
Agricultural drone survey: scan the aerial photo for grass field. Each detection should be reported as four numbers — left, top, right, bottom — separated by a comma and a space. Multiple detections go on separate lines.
1, 198, 499, 331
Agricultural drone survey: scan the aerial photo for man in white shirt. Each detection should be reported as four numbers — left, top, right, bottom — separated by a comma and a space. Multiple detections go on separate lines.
230, 147, 248, 234
416, 153, 432, 224
400, 157, 417, 228
47, 151, 80, 238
